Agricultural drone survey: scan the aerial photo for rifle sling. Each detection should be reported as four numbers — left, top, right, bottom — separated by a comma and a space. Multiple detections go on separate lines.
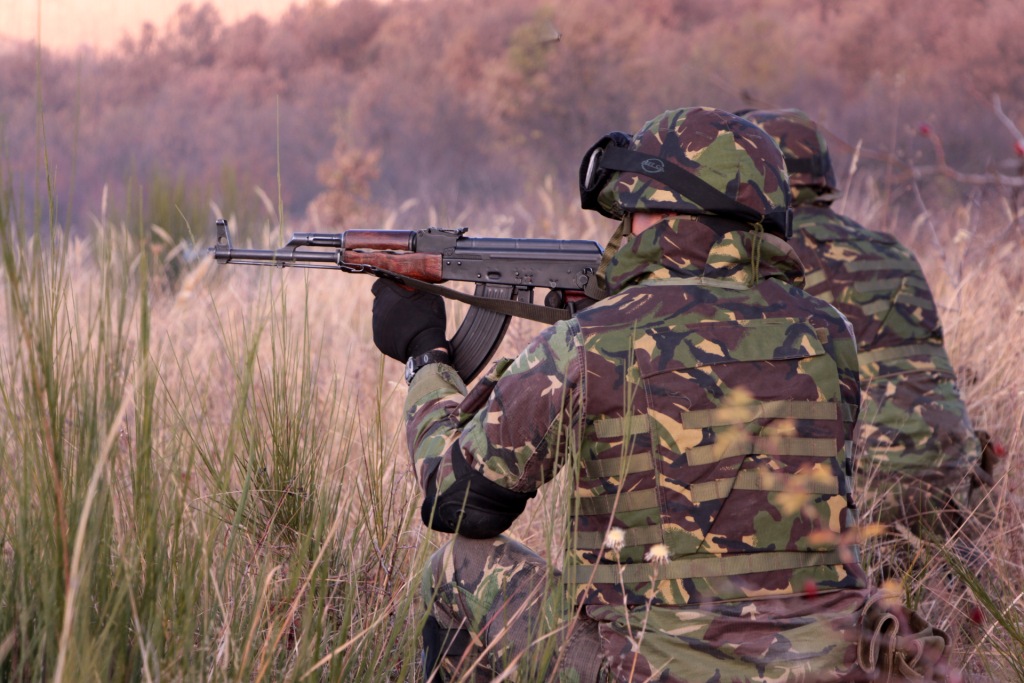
379, 270, 579, 325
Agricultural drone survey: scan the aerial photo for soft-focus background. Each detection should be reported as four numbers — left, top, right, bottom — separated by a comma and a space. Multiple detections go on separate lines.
1, 0, 297, 53
2, 0, 1023, 232
0, 1, 1022, 681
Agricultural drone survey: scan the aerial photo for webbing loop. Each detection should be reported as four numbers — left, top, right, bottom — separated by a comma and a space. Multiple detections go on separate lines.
687, 435, 837, 466
573, 524, 664, 551
564, 550, 845, 585
857, 343, 949, 367
576, 488, 659, 516
690, 469, 841, 504
594, 414, 651, 439
680, 400, 838, 429
583, 453, 654, 479
845, 258, 911, 272
852, 277, 904, 294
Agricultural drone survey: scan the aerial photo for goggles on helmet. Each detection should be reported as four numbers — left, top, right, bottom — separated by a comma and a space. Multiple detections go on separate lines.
578, 131, 793, 238
579, 131, 633, 218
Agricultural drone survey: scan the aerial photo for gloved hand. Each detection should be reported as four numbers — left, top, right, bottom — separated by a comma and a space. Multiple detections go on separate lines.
371, 278, 448, 362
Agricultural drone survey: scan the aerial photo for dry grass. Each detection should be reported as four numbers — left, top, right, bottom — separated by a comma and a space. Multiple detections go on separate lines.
0, 176, 1021, 681
836, 179, 1024, 680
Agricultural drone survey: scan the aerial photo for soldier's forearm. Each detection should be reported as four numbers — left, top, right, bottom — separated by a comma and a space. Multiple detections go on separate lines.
405, 362, 467, 491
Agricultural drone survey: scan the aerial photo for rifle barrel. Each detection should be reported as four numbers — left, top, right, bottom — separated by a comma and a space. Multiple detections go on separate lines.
213, 245, 341, 265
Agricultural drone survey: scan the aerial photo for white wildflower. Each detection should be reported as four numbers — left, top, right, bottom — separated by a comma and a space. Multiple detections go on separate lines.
604, 527, 626, 551
644, 543, 671, 565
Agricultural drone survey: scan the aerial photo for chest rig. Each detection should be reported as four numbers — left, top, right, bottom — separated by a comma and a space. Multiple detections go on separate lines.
564, 278, 863, 607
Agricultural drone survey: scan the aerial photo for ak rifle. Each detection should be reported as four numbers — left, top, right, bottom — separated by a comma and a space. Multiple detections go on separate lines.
211, 219, 604, 381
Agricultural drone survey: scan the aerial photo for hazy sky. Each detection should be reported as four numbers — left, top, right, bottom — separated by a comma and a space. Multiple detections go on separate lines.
1, 0, 301, 53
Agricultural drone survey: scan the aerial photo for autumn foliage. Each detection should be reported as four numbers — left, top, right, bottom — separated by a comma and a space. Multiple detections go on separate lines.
1, 0, 1023, 231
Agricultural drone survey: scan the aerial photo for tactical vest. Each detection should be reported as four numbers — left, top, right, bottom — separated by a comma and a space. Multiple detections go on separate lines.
563, 277, 864, 607
794, 210, 942, 355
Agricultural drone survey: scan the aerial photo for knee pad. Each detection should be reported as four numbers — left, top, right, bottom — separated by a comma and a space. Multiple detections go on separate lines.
420, 444, 534, 538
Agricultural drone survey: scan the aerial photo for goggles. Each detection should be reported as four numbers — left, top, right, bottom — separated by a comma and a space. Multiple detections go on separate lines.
579, 131, 633, 218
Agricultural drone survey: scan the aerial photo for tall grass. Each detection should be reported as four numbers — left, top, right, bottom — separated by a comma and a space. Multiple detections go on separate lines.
0, 178, 436, 680
837, 178, 1024, 681
0, 172, 1021, 681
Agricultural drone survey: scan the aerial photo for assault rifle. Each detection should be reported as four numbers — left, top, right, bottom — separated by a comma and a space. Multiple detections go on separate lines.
211, 219, 605, 382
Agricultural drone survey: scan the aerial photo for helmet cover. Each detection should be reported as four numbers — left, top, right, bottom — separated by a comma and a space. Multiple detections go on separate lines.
741, 108, 838, 192
593, 107, 791, 236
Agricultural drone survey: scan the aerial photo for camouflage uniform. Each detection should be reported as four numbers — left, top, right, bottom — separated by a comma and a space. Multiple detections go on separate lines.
402, 109, 949, 681
741, 109, 981, 538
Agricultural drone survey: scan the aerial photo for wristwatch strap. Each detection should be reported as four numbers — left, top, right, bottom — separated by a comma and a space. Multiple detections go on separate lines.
405, 349, 451, 384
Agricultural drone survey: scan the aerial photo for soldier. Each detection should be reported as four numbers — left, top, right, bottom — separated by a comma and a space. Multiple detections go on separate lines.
372, 107, 949, 681
739, 109, 983, 550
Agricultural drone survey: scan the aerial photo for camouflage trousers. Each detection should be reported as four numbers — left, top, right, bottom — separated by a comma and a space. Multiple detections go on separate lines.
420, 535, 610, 682
855, 369, 982, 544
420, 536, 952, 682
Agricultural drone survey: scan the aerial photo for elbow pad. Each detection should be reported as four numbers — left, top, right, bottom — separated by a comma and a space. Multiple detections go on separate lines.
420, 444, 535, 539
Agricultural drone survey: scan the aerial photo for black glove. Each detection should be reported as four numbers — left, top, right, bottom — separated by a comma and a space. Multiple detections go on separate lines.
371, 278, 448, 362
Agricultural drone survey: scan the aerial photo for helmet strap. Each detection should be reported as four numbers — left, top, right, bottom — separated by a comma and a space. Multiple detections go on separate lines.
599, 146, 790, 237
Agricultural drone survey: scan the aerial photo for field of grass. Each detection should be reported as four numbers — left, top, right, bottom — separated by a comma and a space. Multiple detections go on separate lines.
0, 176, 1021, 681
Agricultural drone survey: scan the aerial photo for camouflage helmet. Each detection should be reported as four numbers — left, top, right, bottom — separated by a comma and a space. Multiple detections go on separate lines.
740, 109, 838, 193
580, 107, 792, 237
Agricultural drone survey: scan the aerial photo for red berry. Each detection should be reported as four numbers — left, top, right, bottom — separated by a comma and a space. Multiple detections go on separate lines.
969, 605, 984, 625
918, 123, 932, 137
994, 442, 1007, 458
1015, 139, 1024, 157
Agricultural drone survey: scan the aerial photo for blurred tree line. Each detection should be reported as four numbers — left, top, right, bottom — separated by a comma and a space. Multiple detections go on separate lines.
1, 0, 1023, 234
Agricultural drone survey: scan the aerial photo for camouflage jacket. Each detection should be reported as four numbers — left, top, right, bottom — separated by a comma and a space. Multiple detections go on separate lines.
787, 204, 978, 493
788, 204, 941, 355
406, 216, 866, 610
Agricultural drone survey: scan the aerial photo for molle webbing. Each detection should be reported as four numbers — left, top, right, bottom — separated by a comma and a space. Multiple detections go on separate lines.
858, 343, 953, 377
687, 435, 837, 465
585, 436, 839, 479
584, 401, 841, 479
594, 414, 651, 439
680, 399, 838, 428
592, 401, 838, 436
577, 488, 659, 516
844, 258, 911, 273
853, 277, 904, 294
806, 270, 905, 301
564, 550, 845, 585
574, 466, 845, 522
573, 464, 843, 548
690, 469, 842, 503
584, 453, 654, 479
858, 343, 948, 366
574, 524, 665, 550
